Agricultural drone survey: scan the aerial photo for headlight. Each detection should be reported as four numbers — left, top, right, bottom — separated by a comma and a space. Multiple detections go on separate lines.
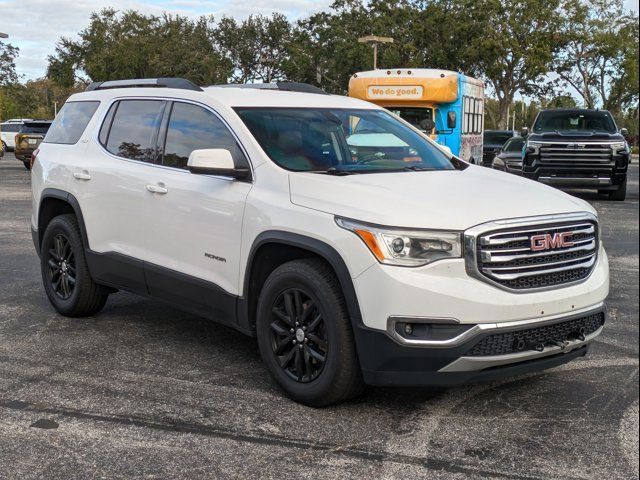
610, 142, 627, 152
336, 217, 462, 267
525, 141, 542, 154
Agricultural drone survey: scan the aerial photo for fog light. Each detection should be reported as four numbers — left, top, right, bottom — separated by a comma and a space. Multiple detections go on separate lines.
403, 323, 414, 335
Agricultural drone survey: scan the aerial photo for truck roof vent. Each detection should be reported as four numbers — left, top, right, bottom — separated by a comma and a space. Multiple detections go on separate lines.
85, 78, 203, 92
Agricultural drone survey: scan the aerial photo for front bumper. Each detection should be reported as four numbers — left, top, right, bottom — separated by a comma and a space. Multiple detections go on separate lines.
521, 152, 629, 190
356, 305, 604, 386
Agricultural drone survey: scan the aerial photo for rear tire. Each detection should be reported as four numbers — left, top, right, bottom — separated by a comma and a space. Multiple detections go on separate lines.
256, 258, 365, 407
609, 177, 627, 201
40, 214, 109, 317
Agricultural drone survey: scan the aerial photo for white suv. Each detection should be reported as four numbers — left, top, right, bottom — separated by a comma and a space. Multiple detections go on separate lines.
1, 118, 31, 152
31, 78, 609, 406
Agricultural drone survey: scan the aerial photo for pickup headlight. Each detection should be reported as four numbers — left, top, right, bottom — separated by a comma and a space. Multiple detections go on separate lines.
610, 142, 627, 152
336, 217, 462, 267
525, 141, 543, 154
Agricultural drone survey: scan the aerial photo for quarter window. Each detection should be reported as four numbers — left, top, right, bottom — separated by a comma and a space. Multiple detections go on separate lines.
44, 101, 100, 144
162, 102, 247, 170
104, 100, 165, 162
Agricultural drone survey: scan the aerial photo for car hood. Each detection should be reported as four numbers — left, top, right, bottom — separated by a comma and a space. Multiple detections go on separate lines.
289, 166, 595, 230
527, 131, 624, 142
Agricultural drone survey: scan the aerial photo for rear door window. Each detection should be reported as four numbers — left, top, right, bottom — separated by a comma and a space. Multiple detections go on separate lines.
162, 102, 247, 170
103, 100, 165, 162
44, 101, 100, 144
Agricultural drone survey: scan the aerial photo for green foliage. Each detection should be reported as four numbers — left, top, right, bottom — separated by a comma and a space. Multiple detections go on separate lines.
0, 1, 637, 132
47, 9, 231, 86
0, 41, 20, 86
215, 13, 292, 83
0, 78, 83, 120
553, 0, 639, 114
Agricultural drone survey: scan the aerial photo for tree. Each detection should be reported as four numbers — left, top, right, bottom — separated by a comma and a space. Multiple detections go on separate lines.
554, 0, 639, 113
461, 0, 566, 129
214, 13, 292, 83
0, 40, 19, 86
47, 9, 231, 86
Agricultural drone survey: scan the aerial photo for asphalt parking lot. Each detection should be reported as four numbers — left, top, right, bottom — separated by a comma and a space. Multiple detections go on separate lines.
0, 152, 638, 479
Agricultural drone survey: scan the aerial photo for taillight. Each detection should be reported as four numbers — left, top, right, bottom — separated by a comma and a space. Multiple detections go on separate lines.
30, 148, 39, 169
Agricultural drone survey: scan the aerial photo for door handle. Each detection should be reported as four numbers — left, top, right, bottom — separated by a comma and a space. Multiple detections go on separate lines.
73, 172, 92, 181
146, 184, 168, 194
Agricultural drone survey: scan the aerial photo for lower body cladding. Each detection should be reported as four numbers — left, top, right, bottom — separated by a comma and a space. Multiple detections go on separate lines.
356, 306, 605, 386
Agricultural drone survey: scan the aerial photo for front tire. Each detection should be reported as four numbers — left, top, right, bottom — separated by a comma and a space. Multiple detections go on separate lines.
40, 214, 109, 317
256, 259, 364, 407
23, 161, 30, 170
609, 177, 627, 201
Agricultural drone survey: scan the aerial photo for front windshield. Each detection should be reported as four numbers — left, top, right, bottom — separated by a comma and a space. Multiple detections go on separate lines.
235, 108, 454, 174
387, 107, 434, 132
503, 137, 524, 152
484, 131, 513, 145
533, 110, 617, 133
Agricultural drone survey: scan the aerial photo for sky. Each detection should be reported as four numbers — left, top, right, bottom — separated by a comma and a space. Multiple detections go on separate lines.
0, 0, 638, 81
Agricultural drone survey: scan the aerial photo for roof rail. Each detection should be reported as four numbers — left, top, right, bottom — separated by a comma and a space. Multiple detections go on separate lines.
214, 82, 329, 95
85, 78, 203, 92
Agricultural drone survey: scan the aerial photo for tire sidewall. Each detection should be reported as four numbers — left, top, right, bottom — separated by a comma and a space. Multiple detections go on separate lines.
256, 265, 347, 402
40, 217, 84, 314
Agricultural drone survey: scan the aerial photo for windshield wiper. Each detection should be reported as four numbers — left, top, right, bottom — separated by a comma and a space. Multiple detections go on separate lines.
325, 167, 354, 176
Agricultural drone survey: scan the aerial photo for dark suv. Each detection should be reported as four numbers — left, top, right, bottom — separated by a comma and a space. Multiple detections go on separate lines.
15, 121, 52, 170
521, 109, 629, 201
482, 130, 516, 166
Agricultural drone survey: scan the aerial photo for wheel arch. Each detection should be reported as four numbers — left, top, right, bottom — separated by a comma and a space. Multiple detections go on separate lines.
37, 188, 90, 255
239, 231, 364, 335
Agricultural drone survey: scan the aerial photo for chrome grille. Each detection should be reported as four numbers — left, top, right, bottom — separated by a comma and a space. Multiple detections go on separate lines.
539, 143, 613, 164
468, 217, 598, 291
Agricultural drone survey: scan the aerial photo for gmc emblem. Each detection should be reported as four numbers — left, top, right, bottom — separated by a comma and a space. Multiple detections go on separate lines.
530, 232, 575, 251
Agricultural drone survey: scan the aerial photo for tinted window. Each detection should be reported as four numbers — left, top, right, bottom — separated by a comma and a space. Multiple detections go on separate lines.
236, 108, 454, 173
503, 137, 524, 152
106, 100, 165, 162
44, 101, 100, 144
484, 131, 513, 145
20, 123, 51, 134
163, 102, 247, 169
388, 107, 433, 132
533, 110, 617, 133
1, 124, 21, 132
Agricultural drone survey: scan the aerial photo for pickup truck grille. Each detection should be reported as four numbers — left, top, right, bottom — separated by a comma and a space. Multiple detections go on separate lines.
475, 220, 598, 290
539, 143, 613, 165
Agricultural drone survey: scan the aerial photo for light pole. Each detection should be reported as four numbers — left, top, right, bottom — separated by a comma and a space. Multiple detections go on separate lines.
357, 35, 393, 70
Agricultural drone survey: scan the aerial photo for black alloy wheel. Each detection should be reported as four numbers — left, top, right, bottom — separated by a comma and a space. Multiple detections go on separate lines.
40, 214, 109, 317
47, 233, 76, 300
269, 288, 328, 383
256, 258, 364, 406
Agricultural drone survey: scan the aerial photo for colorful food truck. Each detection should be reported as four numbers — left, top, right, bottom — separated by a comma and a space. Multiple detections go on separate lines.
348, 68, 485, 164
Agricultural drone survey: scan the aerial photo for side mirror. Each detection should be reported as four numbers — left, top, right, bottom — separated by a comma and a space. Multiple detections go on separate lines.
520, 127, 529, 137
419, 118, 436, 132
187, 149, 249, 179
620, 128, 628, 137
447, 111, 456, 129
494, 148, 502, 155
